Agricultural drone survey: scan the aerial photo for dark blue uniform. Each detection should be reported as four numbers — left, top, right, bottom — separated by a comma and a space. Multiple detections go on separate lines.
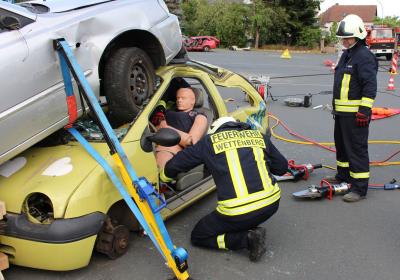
161, 121, 287, 251
333, 40, 378, 196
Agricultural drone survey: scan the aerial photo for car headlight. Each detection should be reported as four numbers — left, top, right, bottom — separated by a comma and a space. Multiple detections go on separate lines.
24, 193, 54, 224
157, 0, 170, 14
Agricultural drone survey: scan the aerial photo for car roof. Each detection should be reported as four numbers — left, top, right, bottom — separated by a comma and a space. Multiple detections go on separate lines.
24, 0, 113, 13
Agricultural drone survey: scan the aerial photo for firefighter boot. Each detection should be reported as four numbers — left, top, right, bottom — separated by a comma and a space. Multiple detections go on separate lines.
323, 174, 349, 185
343, 192, 365, 202
247, 227, 266, 262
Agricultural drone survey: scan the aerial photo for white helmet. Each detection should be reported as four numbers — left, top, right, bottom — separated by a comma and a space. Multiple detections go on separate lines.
208, 116, 236, 134
336, 14, 367, 40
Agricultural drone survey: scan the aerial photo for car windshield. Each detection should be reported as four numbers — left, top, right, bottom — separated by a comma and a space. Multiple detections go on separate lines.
372, 29, 393, 38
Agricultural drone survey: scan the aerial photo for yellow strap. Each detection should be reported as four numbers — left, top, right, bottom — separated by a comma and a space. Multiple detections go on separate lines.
218, 188, 279, 208
252, 147, 273, 191
360, 97, 374, 108
226, 149, 248, 197
112, 154, 190, 280
350, 171, 370, 179
337, 161, 349, 168
340, 74, 351, 101
217, 190, 280, 216
160, 168, 173, 183
217, 234, 227, 249
335, 99, 361, 106
335, 105, 359, 112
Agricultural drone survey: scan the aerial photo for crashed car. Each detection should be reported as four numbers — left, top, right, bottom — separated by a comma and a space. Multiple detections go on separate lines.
0, 0, 182, 165
0, 60, 270, 271
183, 35, 220, 52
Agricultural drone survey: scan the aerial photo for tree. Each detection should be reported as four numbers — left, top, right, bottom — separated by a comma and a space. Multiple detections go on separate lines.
250, 0, 274, 48
277, 0, 320, 45
215, 3, 249, 47
373, 16, 400, 27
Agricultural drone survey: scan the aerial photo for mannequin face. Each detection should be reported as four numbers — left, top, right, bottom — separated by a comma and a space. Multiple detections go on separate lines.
341, 37, 357, 49
176, 88, 195, 112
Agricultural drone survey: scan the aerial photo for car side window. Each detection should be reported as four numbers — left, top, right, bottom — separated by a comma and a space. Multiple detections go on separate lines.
0, 8, 35, 31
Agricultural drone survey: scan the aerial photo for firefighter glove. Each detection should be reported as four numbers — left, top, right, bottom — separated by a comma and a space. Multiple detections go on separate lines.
151, 109, 165, 126
355, 111, 370, 127
150, 100, 167, 126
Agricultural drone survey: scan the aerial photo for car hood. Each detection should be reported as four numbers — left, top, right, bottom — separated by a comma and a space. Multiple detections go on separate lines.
0, 142, 107, 218
25, 0, 114, 13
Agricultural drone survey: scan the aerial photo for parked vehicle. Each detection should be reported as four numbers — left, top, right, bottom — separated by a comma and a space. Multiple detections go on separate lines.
183, 35, 220, 52
366, 25, 398, 60
0, 60, 270, 271
0, 0, 183, 165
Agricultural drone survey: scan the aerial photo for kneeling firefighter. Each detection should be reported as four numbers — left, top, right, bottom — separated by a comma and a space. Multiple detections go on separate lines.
161, 117, 288, 261
329, 14, 378, 202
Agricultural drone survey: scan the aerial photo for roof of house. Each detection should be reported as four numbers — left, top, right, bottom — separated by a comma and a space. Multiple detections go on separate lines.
320, 4, 377, 26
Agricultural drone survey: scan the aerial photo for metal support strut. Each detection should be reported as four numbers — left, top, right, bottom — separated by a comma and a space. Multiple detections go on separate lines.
54, 38, 190, 280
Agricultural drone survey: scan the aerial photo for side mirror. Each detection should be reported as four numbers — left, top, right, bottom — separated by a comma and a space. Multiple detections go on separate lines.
0, 16, 21, 30
141, 128, 181, 153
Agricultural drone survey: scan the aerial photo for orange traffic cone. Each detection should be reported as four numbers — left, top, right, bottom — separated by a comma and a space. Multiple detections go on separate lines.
387, 74, 395, 91
390, 51, 398, 74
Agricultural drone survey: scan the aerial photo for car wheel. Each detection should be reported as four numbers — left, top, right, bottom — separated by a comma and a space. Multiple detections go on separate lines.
104, 47, 155, 125
204, 46, 210, 52
96, 219, 130, 259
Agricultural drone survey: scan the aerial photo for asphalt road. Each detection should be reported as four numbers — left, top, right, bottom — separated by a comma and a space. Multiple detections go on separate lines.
5, 50, 400, 280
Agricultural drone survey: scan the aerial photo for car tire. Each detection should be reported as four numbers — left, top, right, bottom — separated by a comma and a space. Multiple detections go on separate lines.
204, 46, 210, 52
104, 47, 155, 125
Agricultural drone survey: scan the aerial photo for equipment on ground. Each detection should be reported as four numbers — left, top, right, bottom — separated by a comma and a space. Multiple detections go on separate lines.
283, 94, 312, 108
293, 179, 400, 200
274, 160, 322, 182
55, 39, 190, 280
293, 181, 350, 199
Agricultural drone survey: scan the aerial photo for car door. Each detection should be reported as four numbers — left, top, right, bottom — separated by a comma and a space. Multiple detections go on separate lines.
0, 4, 70, 164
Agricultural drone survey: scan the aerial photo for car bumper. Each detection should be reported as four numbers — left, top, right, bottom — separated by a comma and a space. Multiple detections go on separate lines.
0, 212, 106, 270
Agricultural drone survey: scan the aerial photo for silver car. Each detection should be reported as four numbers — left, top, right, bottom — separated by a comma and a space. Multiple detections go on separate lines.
0, 0, 182, 165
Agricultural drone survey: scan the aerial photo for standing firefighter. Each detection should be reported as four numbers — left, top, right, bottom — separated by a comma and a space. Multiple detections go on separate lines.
161, 117, 288, 261
329, 14, 378, 202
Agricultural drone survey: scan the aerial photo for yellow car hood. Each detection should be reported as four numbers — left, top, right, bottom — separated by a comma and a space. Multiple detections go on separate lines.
0, 142, 107, 218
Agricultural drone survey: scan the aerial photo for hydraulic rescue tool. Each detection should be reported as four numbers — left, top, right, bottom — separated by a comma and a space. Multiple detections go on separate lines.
274, 160, 322, 182
55, 39, 190, 280
293, 179, 400, 200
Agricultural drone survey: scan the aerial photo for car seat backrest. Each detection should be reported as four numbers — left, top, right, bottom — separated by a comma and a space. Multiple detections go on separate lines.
192, 87, 204, 108
191, 87, 213, 124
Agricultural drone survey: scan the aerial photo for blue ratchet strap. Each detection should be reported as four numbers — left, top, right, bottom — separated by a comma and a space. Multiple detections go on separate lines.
57, 39, 176, 257
57, 50, 78, 128
68, 127, 165, 259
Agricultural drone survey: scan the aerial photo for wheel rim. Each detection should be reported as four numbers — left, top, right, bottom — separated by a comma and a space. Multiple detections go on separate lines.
129, 62, 148, 106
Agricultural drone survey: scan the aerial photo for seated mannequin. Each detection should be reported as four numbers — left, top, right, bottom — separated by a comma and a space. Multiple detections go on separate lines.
152, 87, 208, 168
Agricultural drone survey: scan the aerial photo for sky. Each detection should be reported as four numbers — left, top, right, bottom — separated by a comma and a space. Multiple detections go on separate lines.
319, 0, 400, 18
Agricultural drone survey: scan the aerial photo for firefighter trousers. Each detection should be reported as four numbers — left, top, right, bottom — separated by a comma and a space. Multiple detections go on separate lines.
334, 115, 369, 196
190, 200, 279, 250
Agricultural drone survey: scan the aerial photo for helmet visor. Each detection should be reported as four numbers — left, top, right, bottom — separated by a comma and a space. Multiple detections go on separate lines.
336, 21, 355, 38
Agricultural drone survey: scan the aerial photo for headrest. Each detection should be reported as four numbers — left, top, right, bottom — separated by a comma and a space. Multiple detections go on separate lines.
192, 87, 204, 108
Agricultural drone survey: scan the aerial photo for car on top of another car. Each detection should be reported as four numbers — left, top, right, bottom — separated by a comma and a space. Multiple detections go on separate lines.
0, 0, 183, 166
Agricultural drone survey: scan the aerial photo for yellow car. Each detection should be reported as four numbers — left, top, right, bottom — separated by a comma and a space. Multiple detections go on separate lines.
0, 61, 269, 271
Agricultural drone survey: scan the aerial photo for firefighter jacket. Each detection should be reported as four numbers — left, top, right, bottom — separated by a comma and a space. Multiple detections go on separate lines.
161, 122, 288, 216
333, 40, 378, 116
